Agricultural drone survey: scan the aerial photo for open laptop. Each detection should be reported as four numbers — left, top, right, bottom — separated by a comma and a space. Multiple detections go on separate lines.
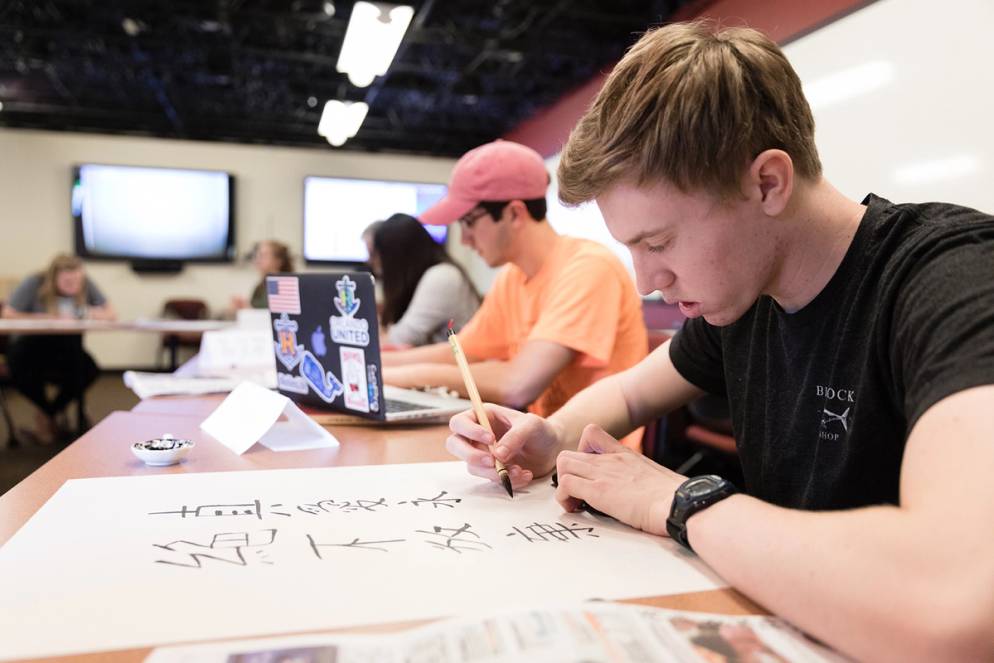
266, 272, 471, 424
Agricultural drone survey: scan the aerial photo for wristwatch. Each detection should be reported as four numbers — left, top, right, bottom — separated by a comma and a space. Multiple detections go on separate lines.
666, 475, 737, 553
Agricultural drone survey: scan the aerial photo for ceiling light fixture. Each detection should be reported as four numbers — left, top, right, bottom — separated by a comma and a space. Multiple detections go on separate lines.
317, 100, 369, 147
336, 2, 414, 88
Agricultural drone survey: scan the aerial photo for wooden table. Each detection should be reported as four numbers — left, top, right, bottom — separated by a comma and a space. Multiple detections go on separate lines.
0, 319, 232, 335
0, 397, 762, 663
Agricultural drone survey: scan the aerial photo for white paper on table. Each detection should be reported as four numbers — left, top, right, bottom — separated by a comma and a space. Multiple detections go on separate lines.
197, 328, 276, 383
0, 463, 727, 661
199, 381, 337, 454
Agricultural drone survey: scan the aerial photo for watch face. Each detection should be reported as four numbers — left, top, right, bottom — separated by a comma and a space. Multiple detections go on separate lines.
685, 476, 719, 497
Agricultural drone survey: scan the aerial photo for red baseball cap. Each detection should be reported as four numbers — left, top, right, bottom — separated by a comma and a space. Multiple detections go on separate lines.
419, 140, 549, 226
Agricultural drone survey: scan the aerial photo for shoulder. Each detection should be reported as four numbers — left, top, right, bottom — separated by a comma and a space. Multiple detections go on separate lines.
563, 237, 624, 267
10, 273, 43, 297
553, 237, 631, 283
870, 200, 994, 283
18, 273, 44, 289
420, 263, 463, 286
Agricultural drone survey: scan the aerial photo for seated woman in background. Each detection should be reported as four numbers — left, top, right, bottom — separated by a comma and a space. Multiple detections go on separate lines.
372, 213, 480, 347
230, 240, 293, 311
2, 254, 116, 444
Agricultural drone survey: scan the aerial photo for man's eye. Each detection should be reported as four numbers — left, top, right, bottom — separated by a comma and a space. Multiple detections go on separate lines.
646, 242, 667, 254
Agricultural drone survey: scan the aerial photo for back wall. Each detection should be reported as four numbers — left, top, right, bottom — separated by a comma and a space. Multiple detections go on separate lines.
0, 128, 463, 368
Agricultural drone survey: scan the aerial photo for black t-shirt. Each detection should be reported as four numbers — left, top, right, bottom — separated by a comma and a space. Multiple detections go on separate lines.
670, 194, 994, 510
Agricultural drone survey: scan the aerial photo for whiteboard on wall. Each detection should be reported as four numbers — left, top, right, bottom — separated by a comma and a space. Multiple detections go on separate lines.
786, 0, 993, 213
544, 0, 994, 272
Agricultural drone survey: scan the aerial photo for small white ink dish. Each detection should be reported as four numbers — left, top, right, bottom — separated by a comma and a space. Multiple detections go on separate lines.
131, 434, 195, 466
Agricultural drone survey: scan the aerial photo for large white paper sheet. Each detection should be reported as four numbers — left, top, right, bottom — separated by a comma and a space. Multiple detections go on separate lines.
0, 462, 726, 661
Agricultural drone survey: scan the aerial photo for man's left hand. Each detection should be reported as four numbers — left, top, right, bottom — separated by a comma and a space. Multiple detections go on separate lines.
554, 424, 686, 536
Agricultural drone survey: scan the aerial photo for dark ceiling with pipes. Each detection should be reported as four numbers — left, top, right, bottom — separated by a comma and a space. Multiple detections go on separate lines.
0, 0, 696, 156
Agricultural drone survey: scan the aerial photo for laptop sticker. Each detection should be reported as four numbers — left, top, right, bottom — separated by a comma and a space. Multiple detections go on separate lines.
330, 275, 370, 347
277, 372, 309, 394
311, 324, 328, 357
300, 350, 344, 403
267, 276, 301, 315
367, 364, 380, 413
273, 313, 304, 370
340, 347, 370, 413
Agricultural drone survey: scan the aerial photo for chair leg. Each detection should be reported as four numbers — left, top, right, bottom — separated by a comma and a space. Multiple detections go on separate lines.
0, 387, 19, 448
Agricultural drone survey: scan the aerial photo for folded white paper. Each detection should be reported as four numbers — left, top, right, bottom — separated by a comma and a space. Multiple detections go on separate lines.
199, 381, 338, 454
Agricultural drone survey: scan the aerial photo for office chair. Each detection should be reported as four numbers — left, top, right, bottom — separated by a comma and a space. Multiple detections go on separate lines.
158, 298, 209, 371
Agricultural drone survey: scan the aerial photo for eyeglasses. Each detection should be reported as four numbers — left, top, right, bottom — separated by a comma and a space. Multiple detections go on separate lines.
457, 207, 490, 230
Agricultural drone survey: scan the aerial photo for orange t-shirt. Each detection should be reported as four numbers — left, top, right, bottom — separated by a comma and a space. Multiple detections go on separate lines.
458, 235, 648, 448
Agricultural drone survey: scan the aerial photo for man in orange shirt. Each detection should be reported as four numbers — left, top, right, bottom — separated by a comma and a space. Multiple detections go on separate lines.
382, 140, 647, 445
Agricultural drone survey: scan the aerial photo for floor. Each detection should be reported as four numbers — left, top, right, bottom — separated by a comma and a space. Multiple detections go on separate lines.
0, 373, 140, 496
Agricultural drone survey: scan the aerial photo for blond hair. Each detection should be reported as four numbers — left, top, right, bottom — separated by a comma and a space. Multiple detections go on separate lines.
38, 253, 85, 313
558, 20, 821, 204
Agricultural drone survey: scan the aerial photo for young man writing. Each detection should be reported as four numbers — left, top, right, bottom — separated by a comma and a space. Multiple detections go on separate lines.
446, 22, 994, 661
383, 140, 648, 445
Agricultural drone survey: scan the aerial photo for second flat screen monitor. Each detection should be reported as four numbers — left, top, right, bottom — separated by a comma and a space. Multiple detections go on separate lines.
304, 176, 447, 264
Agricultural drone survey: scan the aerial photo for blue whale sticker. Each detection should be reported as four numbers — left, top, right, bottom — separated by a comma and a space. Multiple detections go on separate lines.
300, 350, 343, 403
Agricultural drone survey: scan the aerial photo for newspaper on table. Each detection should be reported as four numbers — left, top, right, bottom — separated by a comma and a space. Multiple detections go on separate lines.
145, 602, 851, 663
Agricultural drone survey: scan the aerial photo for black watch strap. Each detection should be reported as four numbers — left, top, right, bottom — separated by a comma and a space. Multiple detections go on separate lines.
666, 475, 737, 553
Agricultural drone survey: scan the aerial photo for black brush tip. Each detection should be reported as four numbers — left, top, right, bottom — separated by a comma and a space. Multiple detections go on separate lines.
499, 470, 514, 498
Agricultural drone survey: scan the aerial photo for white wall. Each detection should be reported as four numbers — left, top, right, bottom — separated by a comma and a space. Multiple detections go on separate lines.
785, 0, 993, 213
0, 128, 471, 368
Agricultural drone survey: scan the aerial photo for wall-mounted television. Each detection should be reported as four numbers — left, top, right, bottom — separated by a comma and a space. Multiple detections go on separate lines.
72, 163, 235, 266
303, 176, 448, 264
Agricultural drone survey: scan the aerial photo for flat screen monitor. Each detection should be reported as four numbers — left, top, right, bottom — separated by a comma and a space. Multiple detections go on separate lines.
72, 163, 235, 263
303, 176, 448, 264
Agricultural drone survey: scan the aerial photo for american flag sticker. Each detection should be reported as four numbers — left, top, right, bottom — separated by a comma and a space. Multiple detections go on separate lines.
267, 276, 301, 314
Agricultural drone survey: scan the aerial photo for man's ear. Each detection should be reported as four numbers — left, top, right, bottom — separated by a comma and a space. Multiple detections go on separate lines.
505, 199, 526, 225
743, 149, 793, 216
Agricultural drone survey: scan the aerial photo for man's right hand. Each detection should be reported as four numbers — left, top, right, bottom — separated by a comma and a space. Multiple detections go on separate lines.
446, 404, 563, 489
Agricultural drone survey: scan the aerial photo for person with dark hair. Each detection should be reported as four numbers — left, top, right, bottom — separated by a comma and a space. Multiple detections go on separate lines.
371, 213, 479, 346
230, 240, 294, 312
383, 140, 648, 446
446, 21, 994, 661
3, 253, 116, 443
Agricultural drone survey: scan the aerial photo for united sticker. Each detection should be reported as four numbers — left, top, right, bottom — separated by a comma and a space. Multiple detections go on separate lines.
330, 274, 370, 347
340, 347, 369, 413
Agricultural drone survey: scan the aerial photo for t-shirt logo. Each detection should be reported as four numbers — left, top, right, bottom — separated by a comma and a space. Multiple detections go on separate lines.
821, 406, 850, 431
816, 384, 856, 440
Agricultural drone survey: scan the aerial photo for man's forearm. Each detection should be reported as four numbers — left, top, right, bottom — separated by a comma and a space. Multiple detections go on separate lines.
384, 361, 514, 405
381, 342, 453, 367
688, 496, 993, 662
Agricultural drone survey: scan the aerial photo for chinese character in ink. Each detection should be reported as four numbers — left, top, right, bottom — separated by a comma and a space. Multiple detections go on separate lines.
397, 490, 462, 509
154, 529, 277, 568
149, 500, 291, 519
307, 534, 405, 558
416, 523, 492, 553
297, 497, 388, 515
506, 522, 599, 543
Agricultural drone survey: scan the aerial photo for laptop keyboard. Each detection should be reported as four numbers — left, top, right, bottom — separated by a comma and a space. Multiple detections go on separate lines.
384, 398, 428, 413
